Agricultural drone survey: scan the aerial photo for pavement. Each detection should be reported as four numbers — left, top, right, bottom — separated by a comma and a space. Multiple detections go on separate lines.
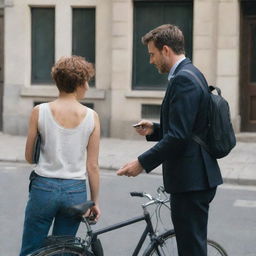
0, 132, 256, 186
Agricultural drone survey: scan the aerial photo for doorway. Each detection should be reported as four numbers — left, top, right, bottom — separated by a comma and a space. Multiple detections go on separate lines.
240, 2, 256, 131
0, 9, 4, 131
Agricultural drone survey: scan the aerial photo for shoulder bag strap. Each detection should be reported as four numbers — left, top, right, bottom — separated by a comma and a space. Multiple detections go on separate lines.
180, 69, 211, 153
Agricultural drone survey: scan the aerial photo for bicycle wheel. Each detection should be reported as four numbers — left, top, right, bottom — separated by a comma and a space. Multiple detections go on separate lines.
144, 230, 228, 256
207, 239, 228, 256
31, 245, 94, 256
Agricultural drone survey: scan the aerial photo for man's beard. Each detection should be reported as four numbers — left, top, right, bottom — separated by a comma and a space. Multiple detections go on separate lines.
157, 62, 169, 74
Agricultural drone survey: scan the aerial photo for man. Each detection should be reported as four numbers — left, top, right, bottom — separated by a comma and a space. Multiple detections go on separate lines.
117, 24, 223, 256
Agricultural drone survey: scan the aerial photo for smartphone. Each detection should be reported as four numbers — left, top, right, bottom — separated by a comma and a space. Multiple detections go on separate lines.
132, 124, 142, 128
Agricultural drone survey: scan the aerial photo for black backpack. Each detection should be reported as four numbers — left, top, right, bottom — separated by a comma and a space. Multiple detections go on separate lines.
183, 69, 236, 159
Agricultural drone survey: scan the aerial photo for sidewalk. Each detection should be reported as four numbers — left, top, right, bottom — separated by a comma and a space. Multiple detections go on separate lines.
0, 132, 256, 186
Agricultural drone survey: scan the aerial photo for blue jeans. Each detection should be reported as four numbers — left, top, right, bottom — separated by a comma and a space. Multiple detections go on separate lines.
19, 173, 87, 256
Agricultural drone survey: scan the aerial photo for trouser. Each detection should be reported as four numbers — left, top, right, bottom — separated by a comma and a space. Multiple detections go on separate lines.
171, 187, 217, 256
19, 173, 87, 256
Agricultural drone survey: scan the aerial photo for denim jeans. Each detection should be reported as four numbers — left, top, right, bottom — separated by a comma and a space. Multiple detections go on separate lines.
19, 173, 87, 256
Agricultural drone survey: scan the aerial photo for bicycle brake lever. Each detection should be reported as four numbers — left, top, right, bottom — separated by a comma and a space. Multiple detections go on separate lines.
88, 220, 97, 225
83, 215, 97, 225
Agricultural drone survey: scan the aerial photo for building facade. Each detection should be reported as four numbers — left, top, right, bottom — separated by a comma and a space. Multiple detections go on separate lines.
0, 0, 254, 139
0, 0, 4, 131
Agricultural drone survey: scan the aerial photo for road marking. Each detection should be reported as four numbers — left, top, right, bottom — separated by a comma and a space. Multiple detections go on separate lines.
234, 199, 256, 208
0, 161, 30, 167
3, 166, 17, 170
101, 170, 162, 179
220, 184, 256, 192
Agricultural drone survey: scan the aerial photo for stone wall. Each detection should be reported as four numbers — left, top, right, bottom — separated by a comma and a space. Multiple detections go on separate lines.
2, 0, 242, 138
3, 0, 112, 136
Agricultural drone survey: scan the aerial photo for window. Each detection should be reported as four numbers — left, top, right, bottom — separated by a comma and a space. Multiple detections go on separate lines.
81, 103, 94, 109
31, 8, 55, 84
141, 104, 161, 119
72, 8, 96, 86
133, 1, 193, 90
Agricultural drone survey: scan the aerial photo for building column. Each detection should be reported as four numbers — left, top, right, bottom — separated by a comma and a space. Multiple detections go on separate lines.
193, 0, 240, 132
193, 0, 218, 85
110, 0, 134, 138
216, 0, 240, 132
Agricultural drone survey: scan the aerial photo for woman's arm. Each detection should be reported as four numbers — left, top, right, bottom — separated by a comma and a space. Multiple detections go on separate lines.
25, 106, 39, 164
86, 110, 101, 221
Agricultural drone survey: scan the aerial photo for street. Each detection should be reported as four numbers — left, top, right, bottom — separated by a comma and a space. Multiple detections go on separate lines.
0, 162, 256, 256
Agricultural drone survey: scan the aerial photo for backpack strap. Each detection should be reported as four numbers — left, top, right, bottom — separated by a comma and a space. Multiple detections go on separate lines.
180, 69, 211, 153
209, 85, 221, 95
191, 133, 210, 153
181, 69, 207, 93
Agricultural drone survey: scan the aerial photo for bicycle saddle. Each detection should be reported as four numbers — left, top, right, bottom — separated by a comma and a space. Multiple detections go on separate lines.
65, 201, 95, 217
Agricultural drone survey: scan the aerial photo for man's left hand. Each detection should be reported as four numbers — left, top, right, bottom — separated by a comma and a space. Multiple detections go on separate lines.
117, 160, 143, 177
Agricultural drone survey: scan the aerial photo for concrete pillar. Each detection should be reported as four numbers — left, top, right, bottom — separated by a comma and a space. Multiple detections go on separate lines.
216, 0, 240, 131
194, 0, 240, 132
110, 0, 135, 138
193, 0, 218, 85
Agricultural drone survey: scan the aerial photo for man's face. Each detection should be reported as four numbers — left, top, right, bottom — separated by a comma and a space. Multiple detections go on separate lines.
147, 41, 170, 74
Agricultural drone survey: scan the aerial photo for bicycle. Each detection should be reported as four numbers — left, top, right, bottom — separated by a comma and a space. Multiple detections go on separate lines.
30, 186, 228, 256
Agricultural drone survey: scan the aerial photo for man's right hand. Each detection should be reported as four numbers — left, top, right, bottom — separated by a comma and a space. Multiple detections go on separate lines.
133, 120, 154, 136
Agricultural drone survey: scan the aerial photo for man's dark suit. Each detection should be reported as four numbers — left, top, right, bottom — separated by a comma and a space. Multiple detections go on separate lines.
138, 58, 223, 255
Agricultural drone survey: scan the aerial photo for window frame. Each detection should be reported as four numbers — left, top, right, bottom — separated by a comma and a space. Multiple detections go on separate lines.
132, 0, 193, 90
31, 7, 55, 85
72, 7, 96, 87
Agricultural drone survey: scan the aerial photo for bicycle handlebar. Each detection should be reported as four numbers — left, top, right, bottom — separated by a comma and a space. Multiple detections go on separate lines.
130, 186, 168, 204
130, 192, 144, 197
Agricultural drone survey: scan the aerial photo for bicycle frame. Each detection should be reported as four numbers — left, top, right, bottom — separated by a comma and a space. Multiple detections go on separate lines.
90, 210, 157, 256
30, 187, 227, 256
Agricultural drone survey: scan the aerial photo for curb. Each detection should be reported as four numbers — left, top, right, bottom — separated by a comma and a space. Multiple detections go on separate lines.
223, 177, 256, 187
1, 158, 256, 187
236, 133, 256, 143
0, 158, 26, 163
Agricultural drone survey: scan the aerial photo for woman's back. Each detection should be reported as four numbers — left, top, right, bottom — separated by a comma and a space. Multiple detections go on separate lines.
34, 101, 94, 180
49, 100, 87, 129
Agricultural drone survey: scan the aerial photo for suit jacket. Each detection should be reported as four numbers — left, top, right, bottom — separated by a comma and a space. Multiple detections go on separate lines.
138, 58, 223, 193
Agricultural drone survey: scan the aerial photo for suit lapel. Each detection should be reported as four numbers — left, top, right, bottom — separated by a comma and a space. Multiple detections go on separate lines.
162, 58, 191, 105
173, 58, 191, 76
160, 58, 192, 128
162, 77, 174, 105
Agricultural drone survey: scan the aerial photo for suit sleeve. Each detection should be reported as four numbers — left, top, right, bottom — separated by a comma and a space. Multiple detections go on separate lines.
138, 74, 202, 173
146, 123, 161, 141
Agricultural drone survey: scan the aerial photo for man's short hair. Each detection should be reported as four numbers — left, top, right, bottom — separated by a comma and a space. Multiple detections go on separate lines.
141, 24, 185, 55
51, 56, 95, 93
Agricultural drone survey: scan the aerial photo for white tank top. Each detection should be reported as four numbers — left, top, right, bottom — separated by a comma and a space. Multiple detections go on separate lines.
34, 103, 94, 180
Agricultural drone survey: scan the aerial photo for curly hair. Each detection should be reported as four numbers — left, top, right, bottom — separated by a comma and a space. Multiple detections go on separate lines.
141, 24, 185, 55
51, 56, 95, 93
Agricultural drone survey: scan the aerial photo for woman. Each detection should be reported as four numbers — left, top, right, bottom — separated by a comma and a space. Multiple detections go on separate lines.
20, 56, 101, 256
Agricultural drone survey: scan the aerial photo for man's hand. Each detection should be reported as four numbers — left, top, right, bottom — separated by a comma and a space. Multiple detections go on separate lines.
116, 160, 144, 177
133, 120, 154, 136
